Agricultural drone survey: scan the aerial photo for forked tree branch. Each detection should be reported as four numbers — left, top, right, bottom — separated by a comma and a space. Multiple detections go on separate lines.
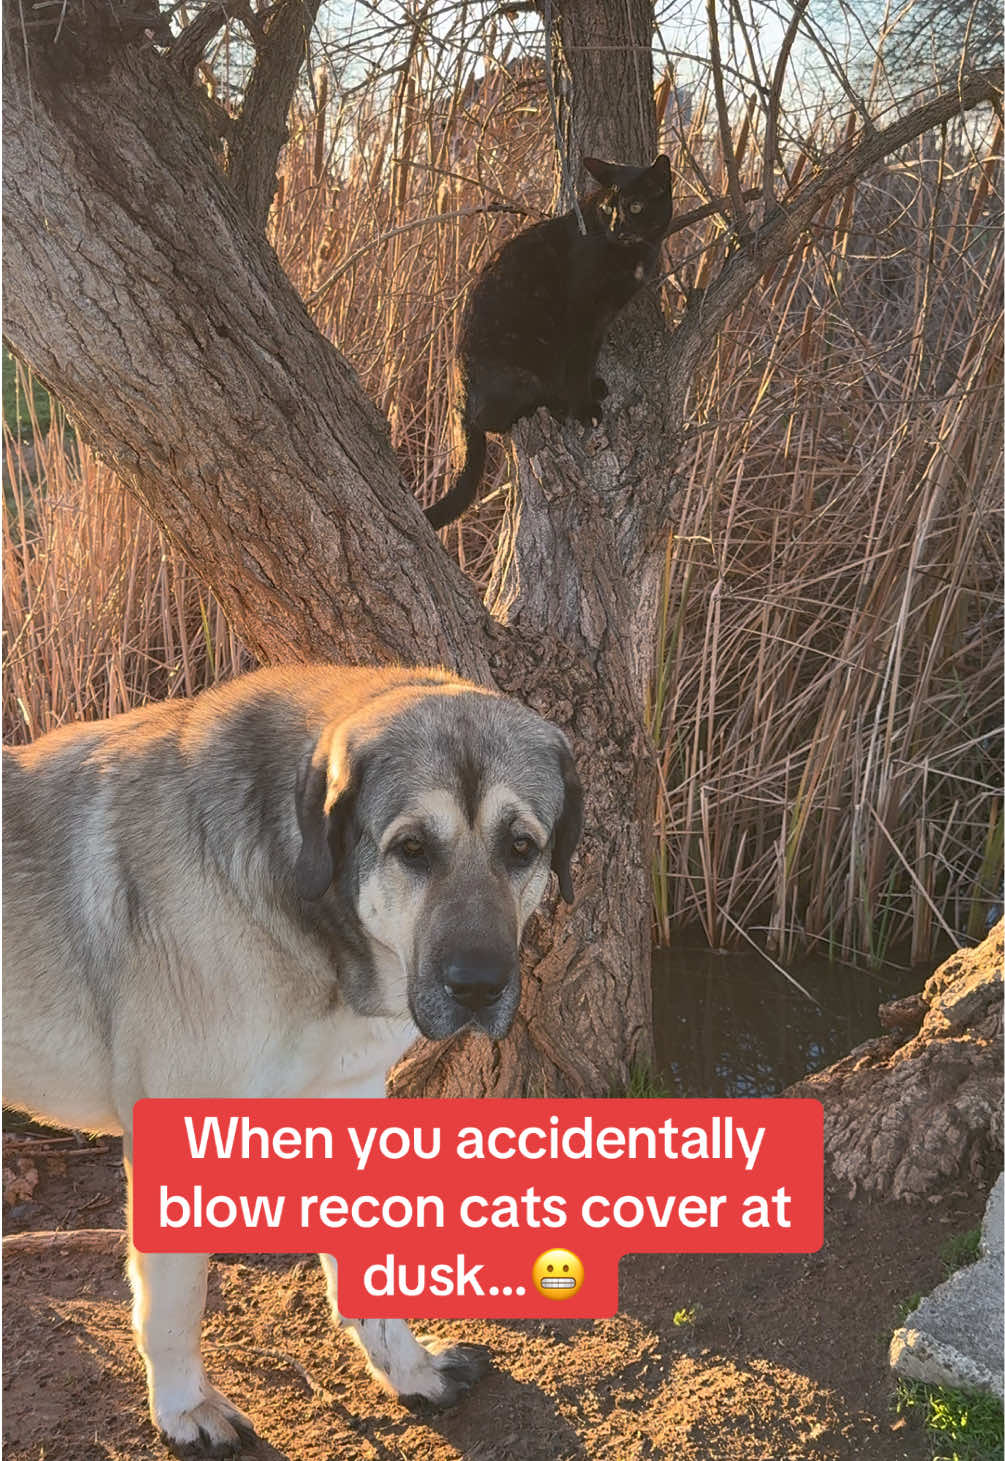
172, 0, 232, 74
172, 1, 283, 76
228, 0, 321, 230
171, 0, 312, 227
706, 0, 751, 234
763, 0, 808, 212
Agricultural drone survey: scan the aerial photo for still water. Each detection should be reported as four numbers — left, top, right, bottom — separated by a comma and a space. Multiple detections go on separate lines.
651, 943, 928, 1098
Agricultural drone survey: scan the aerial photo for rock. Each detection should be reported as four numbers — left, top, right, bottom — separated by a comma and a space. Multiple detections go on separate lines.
981, 1173, 1003, 1262
786, 922, 1003, 1200
890, 1173, 1004, 1401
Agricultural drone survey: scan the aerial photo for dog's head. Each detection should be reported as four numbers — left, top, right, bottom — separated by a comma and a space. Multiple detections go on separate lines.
293, 686, 583, 1040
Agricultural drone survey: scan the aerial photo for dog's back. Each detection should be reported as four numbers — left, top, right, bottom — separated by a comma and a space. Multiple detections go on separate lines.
1, 665, 476, 1133
3, 700, 193, 1131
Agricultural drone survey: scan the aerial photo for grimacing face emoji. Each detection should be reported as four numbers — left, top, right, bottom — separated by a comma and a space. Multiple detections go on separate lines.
532, 1248, 584, 1299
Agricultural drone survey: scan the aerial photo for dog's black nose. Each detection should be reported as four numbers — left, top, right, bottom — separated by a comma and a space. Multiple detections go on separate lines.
443, 957, 514, 1010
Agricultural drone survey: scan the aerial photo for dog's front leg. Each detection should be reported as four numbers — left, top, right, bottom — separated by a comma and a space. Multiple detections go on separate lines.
124, 1145, 255, 1456
318, 1254, 490, 1408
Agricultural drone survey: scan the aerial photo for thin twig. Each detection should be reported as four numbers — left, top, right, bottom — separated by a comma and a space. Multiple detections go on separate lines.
204, 1341, 337, 1404
763, 0, 809, 214
706, 0, 751, 235
306, 203, 534, 306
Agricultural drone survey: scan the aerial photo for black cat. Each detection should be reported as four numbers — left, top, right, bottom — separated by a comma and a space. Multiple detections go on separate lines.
425, 154, 673, 529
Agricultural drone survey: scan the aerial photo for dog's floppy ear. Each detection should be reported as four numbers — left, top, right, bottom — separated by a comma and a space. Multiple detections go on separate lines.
293, 735, 355, 901
551, 740, 584, 905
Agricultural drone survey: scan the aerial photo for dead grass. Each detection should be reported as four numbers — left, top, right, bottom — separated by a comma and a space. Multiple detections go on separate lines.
3, 53, 1001, 964
648, 124, 1004, 962
2, 411, 249, 740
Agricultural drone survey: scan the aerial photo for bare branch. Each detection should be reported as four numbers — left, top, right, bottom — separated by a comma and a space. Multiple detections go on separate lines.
727, 0, 768, 104
667, 186, 763, 237
228, 0, 322, 232
796, 6, 877, 129
669, 66, 1003, 383
306, 204, 536, 308
706, 0, 750, 234
763, 0, 808, 213
172, 0, 232, 75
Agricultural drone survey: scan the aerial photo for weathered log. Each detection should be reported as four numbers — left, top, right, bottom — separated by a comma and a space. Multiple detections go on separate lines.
787, 923, 1003, 1200
2, 1228, 127, 1256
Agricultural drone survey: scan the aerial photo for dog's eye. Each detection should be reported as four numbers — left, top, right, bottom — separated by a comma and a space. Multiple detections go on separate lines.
397, 837, 426, 862
510, 835, 535, 862
629, 200, 645, 214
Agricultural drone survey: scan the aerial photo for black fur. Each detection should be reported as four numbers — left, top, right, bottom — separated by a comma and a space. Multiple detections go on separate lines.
550, 743, 584, 904
426, 422, 487, 530
426, 155, 673, 528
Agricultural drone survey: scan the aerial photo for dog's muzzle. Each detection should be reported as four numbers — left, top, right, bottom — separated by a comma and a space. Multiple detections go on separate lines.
442, 953, 513, 1011
411, 947, 521, 1041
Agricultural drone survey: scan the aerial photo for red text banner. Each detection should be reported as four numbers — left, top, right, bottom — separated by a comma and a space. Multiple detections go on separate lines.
132, 1098, 824, 1317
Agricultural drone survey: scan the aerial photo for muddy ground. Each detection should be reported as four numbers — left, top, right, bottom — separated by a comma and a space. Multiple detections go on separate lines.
2, 1135, 989, 1461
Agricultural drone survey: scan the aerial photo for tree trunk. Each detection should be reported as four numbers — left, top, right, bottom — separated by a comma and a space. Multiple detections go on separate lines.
550, 0, 657, 187
2, 36, 656, 1097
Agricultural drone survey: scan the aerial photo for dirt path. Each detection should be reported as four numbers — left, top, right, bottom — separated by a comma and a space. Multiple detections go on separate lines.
2, 1142, 988, 1461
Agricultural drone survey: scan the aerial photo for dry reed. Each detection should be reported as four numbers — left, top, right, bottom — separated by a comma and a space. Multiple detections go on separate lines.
2, 404, 250, 740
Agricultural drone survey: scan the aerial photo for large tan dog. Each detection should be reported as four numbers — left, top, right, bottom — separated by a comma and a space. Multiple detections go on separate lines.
2, 665, 582, 1456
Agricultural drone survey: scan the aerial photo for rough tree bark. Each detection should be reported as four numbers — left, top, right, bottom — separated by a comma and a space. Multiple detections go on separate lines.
787, 922, 1003, 1200
3, 4, 1001, 1097
547, 0, 656, 191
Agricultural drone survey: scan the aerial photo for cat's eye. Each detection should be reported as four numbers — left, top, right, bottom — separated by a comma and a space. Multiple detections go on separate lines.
629, 200, 646, 214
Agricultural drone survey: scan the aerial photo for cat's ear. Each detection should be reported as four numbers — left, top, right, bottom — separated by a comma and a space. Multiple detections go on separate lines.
584, 157, 622, 187
648, 155, 673, 194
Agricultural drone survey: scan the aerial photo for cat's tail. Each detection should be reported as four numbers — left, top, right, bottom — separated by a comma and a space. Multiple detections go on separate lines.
425, 422, 487, 530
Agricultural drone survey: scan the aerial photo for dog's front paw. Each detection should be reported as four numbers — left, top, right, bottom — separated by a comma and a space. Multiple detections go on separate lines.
396, 1337, 492, 1410
155, 1389, 257, 1459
